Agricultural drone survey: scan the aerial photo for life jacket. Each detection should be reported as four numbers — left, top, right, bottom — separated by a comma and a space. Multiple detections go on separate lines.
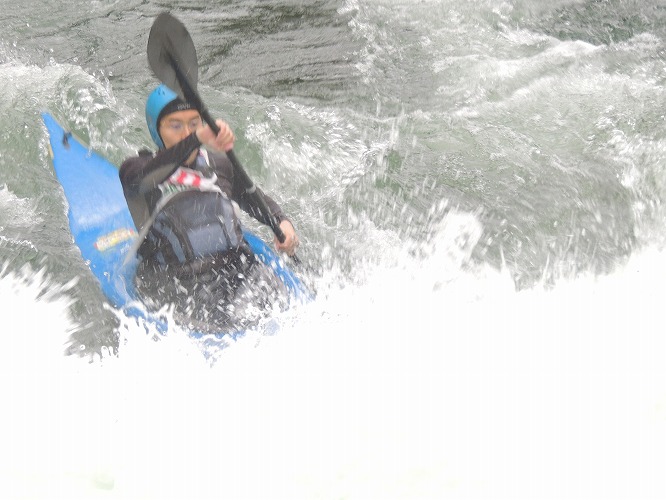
138, 150, 248, 267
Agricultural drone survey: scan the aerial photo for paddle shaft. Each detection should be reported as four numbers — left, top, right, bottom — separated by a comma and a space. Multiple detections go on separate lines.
168, 53, 287, 244
201, 109, 287, 244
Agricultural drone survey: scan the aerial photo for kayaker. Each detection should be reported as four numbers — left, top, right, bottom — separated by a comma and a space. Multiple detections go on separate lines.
120, 84, 299, 331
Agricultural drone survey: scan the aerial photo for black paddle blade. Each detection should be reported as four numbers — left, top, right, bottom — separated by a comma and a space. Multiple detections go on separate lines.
147, 12, 199, 98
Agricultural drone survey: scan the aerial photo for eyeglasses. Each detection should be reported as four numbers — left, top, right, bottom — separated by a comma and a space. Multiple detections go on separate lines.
162, 117, 202, 134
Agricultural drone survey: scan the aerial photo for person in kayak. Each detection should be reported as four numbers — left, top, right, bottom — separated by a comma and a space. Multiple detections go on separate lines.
120, 84, 299, 332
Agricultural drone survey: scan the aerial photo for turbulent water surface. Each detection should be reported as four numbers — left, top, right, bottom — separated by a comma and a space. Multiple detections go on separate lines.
1, 0, 666, 498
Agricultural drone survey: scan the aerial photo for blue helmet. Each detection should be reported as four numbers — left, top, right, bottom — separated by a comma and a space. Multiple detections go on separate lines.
146, 84, 196, 149
146, 84, 178, 149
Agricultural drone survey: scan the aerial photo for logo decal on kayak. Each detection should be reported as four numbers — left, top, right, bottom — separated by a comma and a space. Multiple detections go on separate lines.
94, 228, 136, 252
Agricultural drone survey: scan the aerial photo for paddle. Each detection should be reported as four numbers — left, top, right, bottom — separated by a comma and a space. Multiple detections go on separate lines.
147, 12, 288, 246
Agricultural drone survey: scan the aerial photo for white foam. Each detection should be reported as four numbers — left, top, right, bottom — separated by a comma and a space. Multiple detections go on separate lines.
0, 184, 42, 228
2, 213, 665, 498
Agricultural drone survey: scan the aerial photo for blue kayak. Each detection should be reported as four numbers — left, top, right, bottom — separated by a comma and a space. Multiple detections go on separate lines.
42, 111, 309, 337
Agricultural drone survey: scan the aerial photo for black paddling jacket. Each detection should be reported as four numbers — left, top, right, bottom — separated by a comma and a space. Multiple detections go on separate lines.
119, 132, 287, 266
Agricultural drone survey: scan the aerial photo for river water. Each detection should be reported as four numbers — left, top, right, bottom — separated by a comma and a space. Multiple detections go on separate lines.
1, 0, 665, 498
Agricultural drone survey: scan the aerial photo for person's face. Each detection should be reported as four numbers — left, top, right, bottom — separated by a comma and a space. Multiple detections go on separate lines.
158, 109, 202, 149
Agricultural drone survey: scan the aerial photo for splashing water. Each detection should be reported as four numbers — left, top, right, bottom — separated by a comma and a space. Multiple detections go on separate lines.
2, 210, 665, 498
2, 0, 666, 497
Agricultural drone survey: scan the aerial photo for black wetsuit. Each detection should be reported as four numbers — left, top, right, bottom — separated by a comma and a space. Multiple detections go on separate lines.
120, 133, 289, 332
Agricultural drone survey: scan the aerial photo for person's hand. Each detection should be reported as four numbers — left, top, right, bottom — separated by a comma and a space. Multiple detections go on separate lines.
196, 119, 234, 152
274, 220, 299, 256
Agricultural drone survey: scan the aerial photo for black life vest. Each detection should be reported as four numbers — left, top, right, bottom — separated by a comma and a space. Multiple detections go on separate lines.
138, 151, 248, 267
